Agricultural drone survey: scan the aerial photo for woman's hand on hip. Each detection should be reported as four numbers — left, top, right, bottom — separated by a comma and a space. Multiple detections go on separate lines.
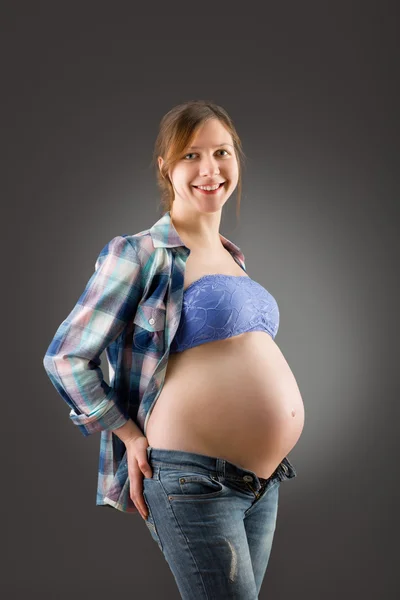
126, 435, 153, 520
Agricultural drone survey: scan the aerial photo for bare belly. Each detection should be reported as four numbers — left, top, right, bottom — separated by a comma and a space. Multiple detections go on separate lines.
145, 330, 305, 479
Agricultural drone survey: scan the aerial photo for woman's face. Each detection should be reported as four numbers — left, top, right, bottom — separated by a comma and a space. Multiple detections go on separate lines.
159, 118, 239, 213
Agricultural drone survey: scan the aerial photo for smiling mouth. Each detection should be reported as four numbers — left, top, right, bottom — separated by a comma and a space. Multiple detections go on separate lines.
192, 182, 226, 191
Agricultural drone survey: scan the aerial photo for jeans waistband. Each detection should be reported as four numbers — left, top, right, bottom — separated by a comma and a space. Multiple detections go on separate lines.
146, 446, 297, 486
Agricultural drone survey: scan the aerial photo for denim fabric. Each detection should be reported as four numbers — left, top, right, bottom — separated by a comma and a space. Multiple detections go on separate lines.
143, 446, 297, 599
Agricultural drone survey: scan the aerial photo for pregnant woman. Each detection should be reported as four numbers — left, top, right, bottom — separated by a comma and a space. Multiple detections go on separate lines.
43, 99, 304, 600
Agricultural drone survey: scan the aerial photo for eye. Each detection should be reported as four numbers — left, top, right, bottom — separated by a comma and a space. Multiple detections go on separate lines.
183, 149, 230, 160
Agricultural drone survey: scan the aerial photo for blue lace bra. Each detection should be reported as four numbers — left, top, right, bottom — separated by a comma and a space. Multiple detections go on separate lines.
169, 273, 279, 354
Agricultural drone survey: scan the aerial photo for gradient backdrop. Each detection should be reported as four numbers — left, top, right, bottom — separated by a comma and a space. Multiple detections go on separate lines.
3, 2, 398, 599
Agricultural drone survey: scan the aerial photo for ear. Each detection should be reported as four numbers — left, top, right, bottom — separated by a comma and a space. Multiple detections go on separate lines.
158, 156, 164, 173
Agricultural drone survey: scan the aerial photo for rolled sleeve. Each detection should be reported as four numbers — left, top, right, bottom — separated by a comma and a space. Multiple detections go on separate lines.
43, 235, 142, 436
68, 404, 129, 437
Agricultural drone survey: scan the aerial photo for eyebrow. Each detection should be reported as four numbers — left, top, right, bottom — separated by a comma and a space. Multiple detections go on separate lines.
187, 143, 233, 150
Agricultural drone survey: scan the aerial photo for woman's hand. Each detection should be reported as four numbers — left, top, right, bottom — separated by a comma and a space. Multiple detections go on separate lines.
125, 435, 153, 520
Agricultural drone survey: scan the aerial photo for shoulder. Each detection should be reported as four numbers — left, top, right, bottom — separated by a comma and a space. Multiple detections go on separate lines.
98, 229, 153, 260
119, 225, 171, 262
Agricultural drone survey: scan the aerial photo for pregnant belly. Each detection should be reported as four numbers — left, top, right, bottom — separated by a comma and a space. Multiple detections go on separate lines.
145, 331, 305, 479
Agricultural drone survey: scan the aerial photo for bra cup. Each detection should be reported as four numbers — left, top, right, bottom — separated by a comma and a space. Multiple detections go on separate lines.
170, 274, 279, 354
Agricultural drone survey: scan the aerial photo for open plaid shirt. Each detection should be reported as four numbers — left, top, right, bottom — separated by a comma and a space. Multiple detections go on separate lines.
43, 210, 247, 514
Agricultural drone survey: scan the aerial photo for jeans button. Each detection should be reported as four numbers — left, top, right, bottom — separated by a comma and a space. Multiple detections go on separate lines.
243, 475, 253, 482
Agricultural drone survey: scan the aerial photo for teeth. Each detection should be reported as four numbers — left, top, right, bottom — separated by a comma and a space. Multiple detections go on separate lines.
197, 184, 221, 191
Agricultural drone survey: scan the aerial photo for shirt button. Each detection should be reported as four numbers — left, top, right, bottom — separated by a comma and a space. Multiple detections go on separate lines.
149, 318, 155, 325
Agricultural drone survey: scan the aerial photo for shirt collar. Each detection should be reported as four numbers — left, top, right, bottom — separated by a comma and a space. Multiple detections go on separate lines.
149, 210, 245, 264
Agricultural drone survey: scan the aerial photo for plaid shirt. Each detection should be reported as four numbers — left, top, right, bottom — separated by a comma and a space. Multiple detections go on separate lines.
43, 209, 247, 514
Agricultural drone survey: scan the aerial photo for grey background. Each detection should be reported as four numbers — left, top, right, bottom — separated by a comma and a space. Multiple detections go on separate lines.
2, 2, 399, 599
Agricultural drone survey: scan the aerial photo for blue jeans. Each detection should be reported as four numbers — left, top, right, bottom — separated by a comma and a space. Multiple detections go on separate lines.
143, 446, 297, 599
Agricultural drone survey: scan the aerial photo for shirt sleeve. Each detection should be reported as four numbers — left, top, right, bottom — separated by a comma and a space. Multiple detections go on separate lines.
43, 235, 142, 437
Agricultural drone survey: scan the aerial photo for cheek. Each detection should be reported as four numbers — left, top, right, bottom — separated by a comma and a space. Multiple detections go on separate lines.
175, 169, 193, 184
171, 172, 187, 188
227, 167, 239, 185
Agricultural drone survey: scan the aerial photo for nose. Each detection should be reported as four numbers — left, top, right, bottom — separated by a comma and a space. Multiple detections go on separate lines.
199, 154, 220, 177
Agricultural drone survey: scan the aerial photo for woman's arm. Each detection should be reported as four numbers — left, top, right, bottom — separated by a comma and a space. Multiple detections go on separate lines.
43, 235, 142, 437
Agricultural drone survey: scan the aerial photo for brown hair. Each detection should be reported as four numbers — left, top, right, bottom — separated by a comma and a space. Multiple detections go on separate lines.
151, 100, 247, 221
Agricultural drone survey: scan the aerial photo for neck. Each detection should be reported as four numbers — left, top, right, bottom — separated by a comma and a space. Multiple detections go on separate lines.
170, 207, 224, 252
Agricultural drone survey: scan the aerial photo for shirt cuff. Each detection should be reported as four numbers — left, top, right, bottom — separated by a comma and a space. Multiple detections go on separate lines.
68, 402, 130, 436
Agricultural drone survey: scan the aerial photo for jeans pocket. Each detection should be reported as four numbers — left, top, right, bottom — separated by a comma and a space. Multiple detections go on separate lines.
143, 483, 163, 552
160, 469, 225, 501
